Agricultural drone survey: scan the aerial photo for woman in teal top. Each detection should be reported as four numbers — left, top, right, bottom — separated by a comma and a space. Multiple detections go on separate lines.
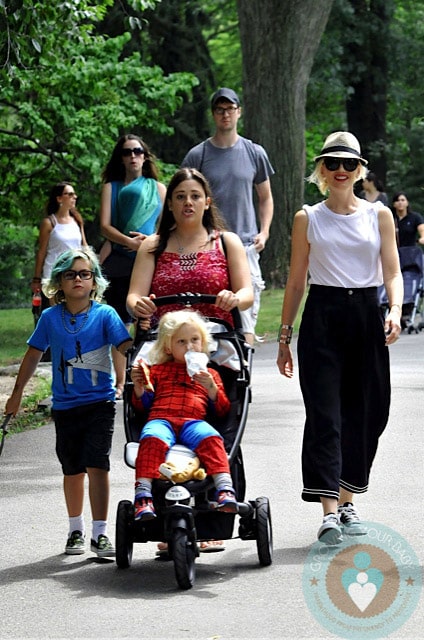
100, 133, 166, 397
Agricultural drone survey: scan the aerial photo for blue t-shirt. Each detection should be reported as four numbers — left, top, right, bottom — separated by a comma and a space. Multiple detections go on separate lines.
181, 136, 274, 245
28, 302, 131, 410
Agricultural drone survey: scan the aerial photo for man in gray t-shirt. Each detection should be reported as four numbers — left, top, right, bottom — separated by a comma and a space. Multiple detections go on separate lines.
181, 87, 275, 345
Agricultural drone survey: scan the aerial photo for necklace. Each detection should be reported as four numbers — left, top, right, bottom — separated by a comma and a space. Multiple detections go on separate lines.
61, 302, 91, 334
174, 231, 211, 254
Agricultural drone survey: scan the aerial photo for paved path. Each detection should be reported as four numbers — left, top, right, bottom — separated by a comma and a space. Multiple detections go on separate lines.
0, 334, 423, 639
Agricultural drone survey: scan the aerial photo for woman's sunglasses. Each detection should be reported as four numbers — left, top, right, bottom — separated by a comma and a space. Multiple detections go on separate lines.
323, 157, 360, 172
122, 147, 144, 157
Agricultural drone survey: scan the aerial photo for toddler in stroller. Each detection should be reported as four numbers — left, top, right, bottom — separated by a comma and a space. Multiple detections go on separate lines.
115, 293, 272, 589
131, 309, 238, 520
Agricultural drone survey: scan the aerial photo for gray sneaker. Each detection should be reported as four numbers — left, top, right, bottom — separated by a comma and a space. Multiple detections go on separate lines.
90, 534, 115, 558
338, 502, 367, 535
65, 530, 85, 555
317, 513, 343, 546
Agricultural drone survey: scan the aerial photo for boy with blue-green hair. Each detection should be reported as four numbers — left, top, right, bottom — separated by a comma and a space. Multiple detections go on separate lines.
5, 247, 132, 557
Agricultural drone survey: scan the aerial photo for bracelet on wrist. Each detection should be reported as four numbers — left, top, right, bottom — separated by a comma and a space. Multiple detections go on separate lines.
32, 277, 42, 283
278, 323, 293, 342
390, 304, 401, 311
279, 335, 292, 345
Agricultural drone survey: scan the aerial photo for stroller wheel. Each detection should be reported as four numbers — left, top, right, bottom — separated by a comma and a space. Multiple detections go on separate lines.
172, 528, 196, 590
255, 497, 273, 567
115, 500, 134, 569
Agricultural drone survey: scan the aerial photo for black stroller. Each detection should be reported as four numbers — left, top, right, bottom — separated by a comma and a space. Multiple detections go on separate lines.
115, 293, 272, 589
378, 246, 424, 333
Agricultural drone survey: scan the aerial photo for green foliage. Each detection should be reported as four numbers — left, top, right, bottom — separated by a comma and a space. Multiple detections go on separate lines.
307, 0, 424, 210
0, 0, 197, 231
202, 0, 242, 97
385, 0, 424, 203
0, 31, 197, 225
0, 221, 36, 308
0, 0, 197, 301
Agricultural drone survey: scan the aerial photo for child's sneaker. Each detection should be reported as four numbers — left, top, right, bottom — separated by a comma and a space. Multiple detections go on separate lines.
134, 496, 157, 521
215, 488, 238, 513
338, 502, 367, 535
65, 530, 85, 555
317, 513, 343, 546
90, 534, 115, 558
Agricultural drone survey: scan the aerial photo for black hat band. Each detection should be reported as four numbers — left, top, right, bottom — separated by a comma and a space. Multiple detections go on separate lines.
319, 145, 361, 157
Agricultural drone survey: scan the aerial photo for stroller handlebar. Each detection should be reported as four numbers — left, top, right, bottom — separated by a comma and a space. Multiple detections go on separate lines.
135, 292, 244, 334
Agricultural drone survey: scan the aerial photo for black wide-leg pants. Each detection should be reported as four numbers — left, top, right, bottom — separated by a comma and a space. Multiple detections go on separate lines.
297, 285, 390, 503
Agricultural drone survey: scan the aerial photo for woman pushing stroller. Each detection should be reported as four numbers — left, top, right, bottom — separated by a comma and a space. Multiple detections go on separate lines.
130, 310, 238, 521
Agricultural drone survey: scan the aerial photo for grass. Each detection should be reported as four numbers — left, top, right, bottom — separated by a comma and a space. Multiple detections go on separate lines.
0, 307, 36, 364
8, 376, 52, 433
0, 307, 51, 435
255, 288, 285, 339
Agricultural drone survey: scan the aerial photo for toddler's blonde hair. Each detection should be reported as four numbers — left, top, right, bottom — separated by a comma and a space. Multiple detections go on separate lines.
149, 310, 211, 364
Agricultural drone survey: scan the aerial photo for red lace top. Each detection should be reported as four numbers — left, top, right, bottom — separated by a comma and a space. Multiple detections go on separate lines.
151, 233, 233, 325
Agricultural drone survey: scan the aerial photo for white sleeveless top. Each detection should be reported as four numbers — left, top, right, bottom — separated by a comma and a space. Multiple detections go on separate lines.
304, 199, 383, 288
42, 215, 83, 279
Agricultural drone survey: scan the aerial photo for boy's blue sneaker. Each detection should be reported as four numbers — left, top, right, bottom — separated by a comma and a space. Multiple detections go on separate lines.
134, 496, 157, 521
215, 489, 238, 513
90, 534, 115, 558
65, 530, 85, 555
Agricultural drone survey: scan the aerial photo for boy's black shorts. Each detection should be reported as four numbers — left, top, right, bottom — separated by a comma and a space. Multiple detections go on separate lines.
53, 400, 116, 475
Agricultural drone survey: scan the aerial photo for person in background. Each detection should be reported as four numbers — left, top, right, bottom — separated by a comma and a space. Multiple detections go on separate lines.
99, 134, 166, 399
32, 182, 87, 305
391, 191, 424, 247
181, 88, 274, 345
126, 167, 253, 553
276, 131, 402, 546
360, 171, 389, 206
5, 248, 132, 557
126, 167, 253, 331
131, 310, 237, 521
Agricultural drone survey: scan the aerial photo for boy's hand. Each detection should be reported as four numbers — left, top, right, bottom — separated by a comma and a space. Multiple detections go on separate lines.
5, 394, 21, 417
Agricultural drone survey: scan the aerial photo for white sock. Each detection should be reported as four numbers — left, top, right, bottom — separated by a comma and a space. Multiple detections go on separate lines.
92, 520, 107, 542
68, 515, 85, 537
135, 478, 153, 498
212, 472, 233, 492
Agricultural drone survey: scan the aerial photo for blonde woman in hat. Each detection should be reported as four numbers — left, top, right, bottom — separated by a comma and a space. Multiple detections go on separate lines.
276, 131, 403, 546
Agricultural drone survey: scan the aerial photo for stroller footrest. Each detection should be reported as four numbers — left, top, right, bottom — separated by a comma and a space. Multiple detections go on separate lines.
125, 442, 139, 468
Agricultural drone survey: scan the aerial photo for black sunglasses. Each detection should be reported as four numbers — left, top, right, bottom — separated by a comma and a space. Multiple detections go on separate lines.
323, 157, 360, 172
62, 270, 94, 281
122, 147, 144, 157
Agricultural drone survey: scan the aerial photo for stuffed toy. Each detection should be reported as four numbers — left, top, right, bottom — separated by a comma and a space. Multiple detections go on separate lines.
159, 444, 207, 483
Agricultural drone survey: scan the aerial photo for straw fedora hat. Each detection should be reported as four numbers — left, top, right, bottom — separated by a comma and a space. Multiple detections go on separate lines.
314, 131, 368, 165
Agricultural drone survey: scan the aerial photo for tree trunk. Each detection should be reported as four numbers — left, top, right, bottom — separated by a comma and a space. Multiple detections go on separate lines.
345, 0, 395, 181
237, 0, 334, 286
